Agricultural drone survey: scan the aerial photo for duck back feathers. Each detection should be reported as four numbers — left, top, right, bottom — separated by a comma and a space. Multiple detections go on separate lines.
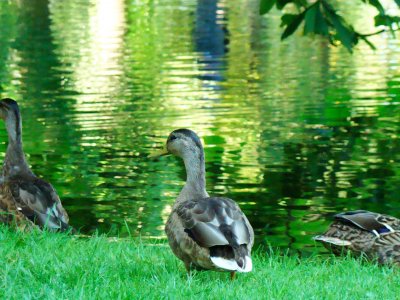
334, 210, 400, 235
314, 210, 400, 265
168, 197, 253, 272
7, 175, 70, 231
177, 197, 251, 247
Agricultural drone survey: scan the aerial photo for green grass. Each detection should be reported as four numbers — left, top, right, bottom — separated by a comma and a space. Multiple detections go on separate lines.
0, 227, 399, 300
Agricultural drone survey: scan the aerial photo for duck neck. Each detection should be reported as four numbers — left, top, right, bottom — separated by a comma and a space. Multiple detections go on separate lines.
177, 149, 209, 204
3, 118, 31, 178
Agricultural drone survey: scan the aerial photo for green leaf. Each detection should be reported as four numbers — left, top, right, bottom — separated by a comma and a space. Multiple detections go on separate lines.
374, 14, 389, 26
281, 11, 306, 40
322, 1, 356, 52
332, 18, 356, 51
395, 0, 400, 7
314, 4, 329, 36
296, 0, 309, 7
303, 3, 318, 34
374, 14, 400, 27
281, 14, 298, 27
276, 0, 292, 9
260, 0, 276, 15
304, 2, 329, 36
359, 36, 376, 50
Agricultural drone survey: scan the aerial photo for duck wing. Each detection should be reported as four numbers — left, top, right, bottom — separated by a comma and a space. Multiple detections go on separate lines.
314, 210, 400, 257
176, 197, 253, 272
334, 210, 399, 235
9, 177, 70, 231
0, 183, 34, 228
177, 197, 251, 247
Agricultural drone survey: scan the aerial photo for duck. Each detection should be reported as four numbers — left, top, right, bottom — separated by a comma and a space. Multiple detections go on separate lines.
314, 210, 400, 265
0, 98, 71, 231
150, 129, 254, 279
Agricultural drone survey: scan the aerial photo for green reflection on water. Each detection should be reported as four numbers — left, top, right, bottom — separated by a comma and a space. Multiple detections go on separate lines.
0, 0, 399, 254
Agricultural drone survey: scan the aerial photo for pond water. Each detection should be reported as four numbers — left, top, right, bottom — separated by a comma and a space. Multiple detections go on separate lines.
0, 0, 399, 254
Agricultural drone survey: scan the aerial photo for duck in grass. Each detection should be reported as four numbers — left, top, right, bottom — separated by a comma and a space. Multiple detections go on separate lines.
0, 98, 71, 231
150, 129, 254, 279
314, 210, 400, 266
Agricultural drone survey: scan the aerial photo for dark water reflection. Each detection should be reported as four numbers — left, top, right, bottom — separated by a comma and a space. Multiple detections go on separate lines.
0, 0, 399, 254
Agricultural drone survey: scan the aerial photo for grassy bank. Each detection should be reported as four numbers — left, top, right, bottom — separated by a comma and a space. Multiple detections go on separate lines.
1, 228, 399, 300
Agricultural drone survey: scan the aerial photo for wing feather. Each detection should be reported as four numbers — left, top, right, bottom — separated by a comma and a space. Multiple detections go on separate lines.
177, 197, 251, 248
335, 211, 400, 235
9, 177, 70, 230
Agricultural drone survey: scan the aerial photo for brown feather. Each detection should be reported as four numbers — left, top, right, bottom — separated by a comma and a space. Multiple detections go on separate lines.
167, 196, 253, 271
0, 98, 71, 232
315, 210, 400, 265
1, 175, 71, 231
160, 129, 254, 274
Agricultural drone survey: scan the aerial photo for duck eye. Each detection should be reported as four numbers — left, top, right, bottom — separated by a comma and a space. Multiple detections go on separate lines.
169, 135, 177, 142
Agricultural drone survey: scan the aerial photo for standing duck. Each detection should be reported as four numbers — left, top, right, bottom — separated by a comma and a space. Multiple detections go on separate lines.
314, 210, 400, 265
151, 129, 254, 279
0, 98, 71, 231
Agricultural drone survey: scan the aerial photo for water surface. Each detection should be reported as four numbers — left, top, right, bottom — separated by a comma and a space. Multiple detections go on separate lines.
0, 0, 399, 254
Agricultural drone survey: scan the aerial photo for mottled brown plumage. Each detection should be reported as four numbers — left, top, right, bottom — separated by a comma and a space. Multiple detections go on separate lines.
152, 129, 254, 277
0, 98, 70, 231
314, 210, 400, 266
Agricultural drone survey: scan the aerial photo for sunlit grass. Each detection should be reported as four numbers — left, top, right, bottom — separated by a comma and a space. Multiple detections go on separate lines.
0, 226, 399, 299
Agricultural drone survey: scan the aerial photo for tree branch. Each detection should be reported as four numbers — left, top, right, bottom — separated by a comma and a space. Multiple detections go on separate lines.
359, 27, 400, 37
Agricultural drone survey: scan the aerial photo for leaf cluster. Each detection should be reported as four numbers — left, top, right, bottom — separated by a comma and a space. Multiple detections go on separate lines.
260, 0, 400, 51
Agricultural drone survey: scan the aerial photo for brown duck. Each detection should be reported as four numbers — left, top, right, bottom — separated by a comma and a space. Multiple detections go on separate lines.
151, 129, 254, 279
0, 98, 71, 231
314, 210, 400, 265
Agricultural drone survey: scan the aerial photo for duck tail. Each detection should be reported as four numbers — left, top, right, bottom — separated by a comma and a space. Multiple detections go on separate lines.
209, 223, 253, 272
313, 235, 352, 246
209, 246, 253, 272
232, 245, 252, 273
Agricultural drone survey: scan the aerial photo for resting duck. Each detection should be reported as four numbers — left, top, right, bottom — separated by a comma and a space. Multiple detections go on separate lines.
0, 98, 71, 231
151, 129, 254, 279
314, 210, 400, 265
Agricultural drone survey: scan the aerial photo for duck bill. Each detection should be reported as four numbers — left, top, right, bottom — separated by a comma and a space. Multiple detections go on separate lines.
148, 147, 170, 158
